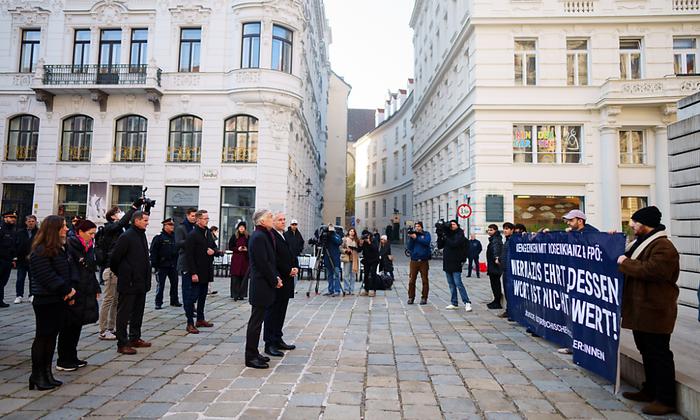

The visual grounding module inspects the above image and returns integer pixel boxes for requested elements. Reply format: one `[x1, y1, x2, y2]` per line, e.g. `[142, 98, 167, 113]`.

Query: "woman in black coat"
[28, 215, 76, 390]
[378, 235, 394, 279]
[59, 219, 101, 371]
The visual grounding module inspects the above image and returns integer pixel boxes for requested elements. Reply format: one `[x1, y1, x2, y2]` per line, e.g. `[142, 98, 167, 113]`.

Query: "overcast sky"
[324, 0, 414, 110]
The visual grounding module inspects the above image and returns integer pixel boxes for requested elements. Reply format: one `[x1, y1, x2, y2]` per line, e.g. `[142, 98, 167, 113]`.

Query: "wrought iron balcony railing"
[43, 64, 161, 86]
[113, 145, 145, 162]
[167, 146, 201, 163]
[222, 146, 257, 163]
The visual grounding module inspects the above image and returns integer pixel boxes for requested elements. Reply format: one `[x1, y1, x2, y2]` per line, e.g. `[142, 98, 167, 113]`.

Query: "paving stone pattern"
[0, 259, 685, 419]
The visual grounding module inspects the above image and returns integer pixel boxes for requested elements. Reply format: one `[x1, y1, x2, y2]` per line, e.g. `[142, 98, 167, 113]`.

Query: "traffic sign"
[457, 203, 472, 219]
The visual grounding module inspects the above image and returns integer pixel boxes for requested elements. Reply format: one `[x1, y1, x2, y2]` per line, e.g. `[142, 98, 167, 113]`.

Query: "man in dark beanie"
[617, 205, 679, 415]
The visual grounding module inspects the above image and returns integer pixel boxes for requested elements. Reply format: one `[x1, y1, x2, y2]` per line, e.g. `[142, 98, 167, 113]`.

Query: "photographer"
[438, 220, 472, 312]
[321, 224, 342, 297]
[358, 232, 379, 297]
[406, 221, 431, 305]
[97, 201, 140, 341]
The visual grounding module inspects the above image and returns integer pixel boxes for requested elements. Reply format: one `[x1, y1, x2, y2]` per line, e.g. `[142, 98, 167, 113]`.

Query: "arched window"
[168, 115, 202, 162]
[114, 115, 147, 162]
[223, 115, 258, 163]
[60, 115, 93, 161]
[6, 115, 39, 161]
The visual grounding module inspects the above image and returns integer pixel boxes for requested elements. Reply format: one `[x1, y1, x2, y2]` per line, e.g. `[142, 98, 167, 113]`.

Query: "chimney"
[375, 108, 385, 127]
[385, 99, 392, 118]
[407, 78, 415, 93]
[398, 89, 407, 109]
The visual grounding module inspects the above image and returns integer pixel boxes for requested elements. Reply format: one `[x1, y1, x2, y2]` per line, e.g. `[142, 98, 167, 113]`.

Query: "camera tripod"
[306, 243, 344, 297]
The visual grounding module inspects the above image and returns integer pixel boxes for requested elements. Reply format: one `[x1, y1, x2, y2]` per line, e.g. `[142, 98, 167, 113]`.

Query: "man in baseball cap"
[562, 209, 599, 233]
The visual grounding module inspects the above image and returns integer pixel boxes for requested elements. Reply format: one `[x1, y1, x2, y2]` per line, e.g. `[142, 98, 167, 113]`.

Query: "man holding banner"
[617, 206, 679, 416]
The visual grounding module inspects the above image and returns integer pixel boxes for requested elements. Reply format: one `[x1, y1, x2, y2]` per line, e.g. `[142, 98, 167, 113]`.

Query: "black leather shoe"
[155, 305, 162, 310]
[257, 354, 270, 363]
[245, 358, 269, 369]
[278, 341, 296, 350]
[264, 345, 284, 357]
[0, 302, 9, 308]
[170, 302, 182, 307]
[407, 299, 414, 305]
[419, 299, 427, 305]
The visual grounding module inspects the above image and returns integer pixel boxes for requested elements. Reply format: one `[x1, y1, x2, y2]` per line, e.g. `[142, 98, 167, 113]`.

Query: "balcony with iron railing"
[474, 0, 700, 17]
[167, 146, 201, 163]
[59, 146, 91, 162]
[113, 145, 145, 163]
[31, 61, 163, 113]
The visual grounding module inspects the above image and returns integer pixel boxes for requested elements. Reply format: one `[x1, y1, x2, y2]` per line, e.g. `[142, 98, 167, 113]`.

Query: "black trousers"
[57, 321, 83, 366]
[633, 330, 676, 406]
[488, 274, 502, 302]
[155, 267, 179, 306]
[231, 275, 249, 299]
[115, 293, 146, 347]
[467, 257, 480, 277]
[32, 302, 66, 372]
[0, 259, 12, 302]
[245, 304, 267, 361]
[264, 296, 290, 346]
[363, 262, 378, 291]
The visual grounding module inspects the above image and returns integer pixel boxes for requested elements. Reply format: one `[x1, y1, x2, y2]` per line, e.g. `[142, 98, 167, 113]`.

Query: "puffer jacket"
[486, 232, 503, 276]
[29, 245, 75, 305]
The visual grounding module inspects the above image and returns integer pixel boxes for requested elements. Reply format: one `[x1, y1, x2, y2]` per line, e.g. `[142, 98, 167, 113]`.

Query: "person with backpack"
[438, 220, 472, 312]
[96, 202, 140, 340]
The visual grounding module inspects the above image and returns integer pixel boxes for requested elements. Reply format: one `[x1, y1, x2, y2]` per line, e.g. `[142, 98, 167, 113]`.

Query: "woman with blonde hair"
[341, 228, 360, 295]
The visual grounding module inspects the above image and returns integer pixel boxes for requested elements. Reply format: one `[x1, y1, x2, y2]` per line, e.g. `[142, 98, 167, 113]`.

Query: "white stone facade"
[410, 0, 700, 236]
[322, 71, 350, 227]
[0, 0, 332, 242]
[354, 84, 414, 237]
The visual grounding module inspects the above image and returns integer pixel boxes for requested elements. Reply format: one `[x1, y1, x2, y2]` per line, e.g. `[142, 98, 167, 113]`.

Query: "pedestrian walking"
[110, 211, 152, 355]
[486, 224, 503, 309]
[228, 221, 249, 300]
[466, 233, 482, 278]
[245, 209, 282, 369]
[182, 210, 222, 334]
[341, 228, 360, 295]
[618, 206, 680, 416]
[149, 218, 181, 310]
[15, 215, 38, 303]
[263, 212, 298, 357]
[28, 215, 75, 390]
[406, 221, 431, 305]
[438, 220, 472, 312]
[58, 219, 100, 371]
[97, 203, 140, 340]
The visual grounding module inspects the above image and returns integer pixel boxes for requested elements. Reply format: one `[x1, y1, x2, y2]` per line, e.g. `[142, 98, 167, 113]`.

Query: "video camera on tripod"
[308, 223, 344, 247]
[136, 187, 157, 214]
[434, 218, 449, 242]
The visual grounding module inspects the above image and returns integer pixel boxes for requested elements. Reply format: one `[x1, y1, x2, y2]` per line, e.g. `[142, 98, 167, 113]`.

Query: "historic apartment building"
[410, 0, 700, 235]
[354, 80, 414, 238]
[0, 0, 334, 243]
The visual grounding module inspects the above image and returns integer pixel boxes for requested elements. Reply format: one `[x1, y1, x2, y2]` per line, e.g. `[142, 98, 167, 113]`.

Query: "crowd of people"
[0, 202, 687, 414]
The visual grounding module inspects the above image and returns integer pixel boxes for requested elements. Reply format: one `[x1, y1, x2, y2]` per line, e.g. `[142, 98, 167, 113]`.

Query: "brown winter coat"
[619, 232, 680, 334]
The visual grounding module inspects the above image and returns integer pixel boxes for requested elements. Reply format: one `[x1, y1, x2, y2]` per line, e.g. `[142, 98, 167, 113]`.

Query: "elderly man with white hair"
[244, 209, 283, 369]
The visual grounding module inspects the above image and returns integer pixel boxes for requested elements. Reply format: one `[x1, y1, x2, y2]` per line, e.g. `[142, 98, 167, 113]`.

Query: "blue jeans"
[16, 266, 32, 297]
[326, 265, 341, 294]
[342, 262, 356, 293]
[181, 273, 208, 325]
[444, 271, 470, 305]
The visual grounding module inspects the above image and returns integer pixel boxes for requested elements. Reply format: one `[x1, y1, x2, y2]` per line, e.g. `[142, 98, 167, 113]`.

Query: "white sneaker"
[557, 347, 573, 354]
[465, 303, 472, 312]
[99, 330, 117, 340]
[445, 304, 459, 309]
[13, 297, 22, 304]
[29, 296, 34, 303]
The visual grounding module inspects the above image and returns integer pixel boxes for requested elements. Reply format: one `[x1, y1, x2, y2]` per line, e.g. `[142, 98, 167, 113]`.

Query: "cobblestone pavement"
[0, 259, 685, 419]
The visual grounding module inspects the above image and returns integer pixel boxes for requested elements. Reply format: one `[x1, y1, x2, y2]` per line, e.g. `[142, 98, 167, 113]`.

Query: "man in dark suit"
[264, 212, 298, 357]
[182, 210, 222, 334]
[110, 211, 152, 355]
[245, 209, 283, 369]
